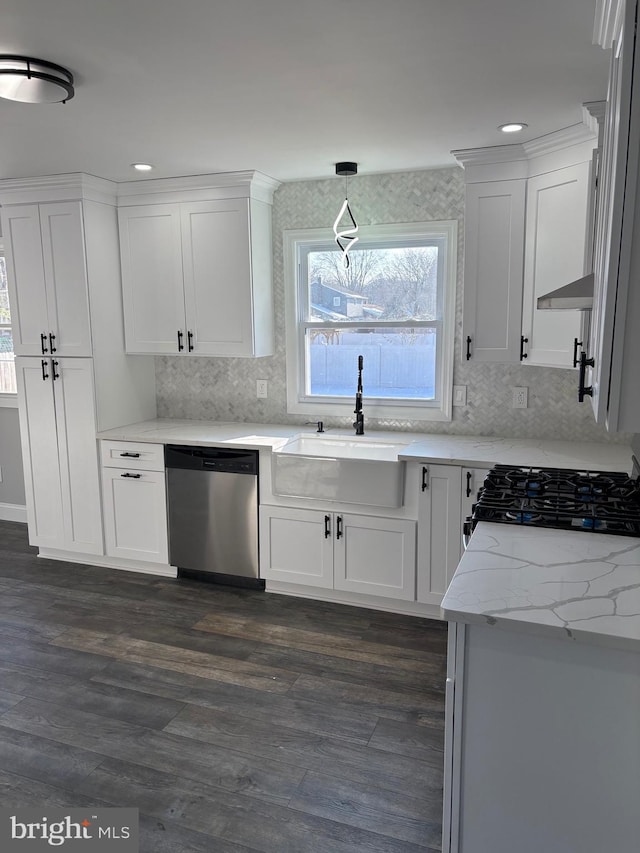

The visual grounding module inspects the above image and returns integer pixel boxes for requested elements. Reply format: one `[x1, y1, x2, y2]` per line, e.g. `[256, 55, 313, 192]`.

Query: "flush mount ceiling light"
[333, 162, 359, 268]
[0, 55, 74, 103]
[131, 163, 154, 172]
[498, 122, 528, 133]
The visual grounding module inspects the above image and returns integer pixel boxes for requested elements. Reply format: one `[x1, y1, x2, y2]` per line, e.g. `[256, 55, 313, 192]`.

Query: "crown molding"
[453, 118, 599, 182]
[451, 144, 527, 167]
[116, 170, 281, 206]
[522, 122, 598, 157]
[583, 100, 607, 142]
[0, 173, 117, 206]
[594, 0, 624, 48]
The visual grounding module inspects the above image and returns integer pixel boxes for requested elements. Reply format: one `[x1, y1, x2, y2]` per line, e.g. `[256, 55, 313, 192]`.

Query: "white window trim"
[283, 220, 457, 422]
[0, 239, 18, 406]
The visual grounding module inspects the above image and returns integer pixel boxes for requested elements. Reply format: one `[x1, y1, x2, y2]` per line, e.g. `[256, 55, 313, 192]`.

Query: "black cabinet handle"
[520, 335, 528, 360]
[119, 452, 141, 458]
[421, 466, 429, 491]
[41, 359, 49, 381]
[177, 330, 184, 352]
[187, 330, 194, 352]
[40, 333, 48, 354]
[466, 335, 472, 360]
[51, 360, 59, 380]
[572, 338, 583, 369]
[578, 352, 594, 402]
[324, 515, 331, 538]
[466, 470, 472, 498]
[120, 472, 142, 479]
[336, 516, 343, 539]
[49, 332, 56, 354]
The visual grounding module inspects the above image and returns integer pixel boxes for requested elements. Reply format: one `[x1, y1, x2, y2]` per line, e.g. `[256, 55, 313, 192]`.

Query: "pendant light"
[0, 56, 74, 103]
[333, 162, 359, 268]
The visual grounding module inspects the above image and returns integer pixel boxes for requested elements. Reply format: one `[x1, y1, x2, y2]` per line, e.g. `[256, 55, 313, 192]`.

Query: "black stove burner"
[470, 465, 640, 537]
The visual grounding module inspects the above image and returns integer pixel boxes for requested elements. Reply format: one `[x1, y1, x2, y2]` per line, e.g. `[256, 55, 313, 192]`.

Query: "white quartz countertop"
[442, 522, 640, 652]
[97, 419, 633, 473]
[398, 434, 632, 472]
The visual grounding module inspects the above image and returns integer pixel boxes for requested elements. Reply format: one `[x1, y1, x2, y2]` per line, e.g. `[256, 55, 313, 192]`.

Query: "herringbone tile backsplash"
[156, 168, 628, 443]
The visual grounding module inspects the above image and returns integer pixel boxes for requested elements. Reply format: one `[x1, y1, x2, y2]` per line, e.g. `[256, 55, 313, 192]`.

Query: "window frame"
[0, 240, 18, 406]
[283, 220, 457, 421]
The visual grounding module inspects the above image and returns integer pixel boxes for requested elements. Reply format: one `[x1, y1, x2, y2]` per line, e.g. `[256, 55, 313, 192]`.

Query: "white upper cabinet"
[589, 0, 640, 432]
[522, 161, 592, 367]
[2, 201, 92, 357]
[118, 204, 184, 354]
[117, 172, 279, 358]
[461, 180, 526, 363]
[454, 125, 599, 368]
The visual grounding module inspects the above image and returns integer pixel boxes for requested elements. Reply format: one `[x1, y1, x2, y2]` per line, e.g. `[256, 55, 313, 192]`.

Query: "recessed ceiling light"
[131, 163, 154, 171]
[498, 123, 528, 134]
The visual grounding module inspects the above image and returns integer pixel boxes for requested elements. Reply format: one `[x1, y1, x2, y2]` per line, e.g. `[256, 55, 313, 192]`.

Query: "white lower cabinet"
[16, 356, 103, 555]
[417, 464, 489, 607]
[443, 622, 639, 853]
[101, 442, 168, 564]
[259, 505, 416, 601]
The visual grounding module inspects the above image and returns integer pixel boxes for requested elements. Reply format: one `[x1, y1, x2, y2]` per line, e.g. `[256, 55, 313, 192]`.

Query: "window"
[0, 246, 17, 397]
[284, 221, 457, 421]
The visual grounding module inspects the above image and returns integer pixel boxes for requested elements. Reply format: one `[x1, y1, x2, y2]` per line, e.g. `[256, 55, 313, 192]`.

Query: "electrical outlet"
[512, 386, 528, 409]
[256, 379, 268, 399]
[453, 385, 467, 406]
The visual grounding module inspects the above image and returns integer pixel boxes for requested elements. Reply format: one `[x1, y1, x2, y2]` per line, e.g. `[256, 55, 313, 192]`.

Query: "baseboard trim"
[0, 502, 27, 523]
[265, 580, 443, 619]
[37, 547, 177, 578]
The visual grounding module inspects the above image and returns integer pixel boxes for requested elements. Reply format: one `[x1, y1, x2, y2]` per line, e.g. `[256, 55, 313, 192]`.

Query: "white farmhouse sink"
[272, 433, 408, 507]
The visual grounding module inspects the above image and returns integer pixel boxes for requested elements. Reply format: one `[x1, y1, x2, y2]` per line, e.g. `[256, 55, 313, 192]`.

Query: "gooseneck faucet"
[353, 355, 365, 435]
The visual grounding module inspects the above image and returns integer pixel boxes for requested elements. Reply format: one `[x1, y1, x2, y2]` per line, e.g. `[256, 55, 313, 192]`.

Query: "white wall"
[155, 167, 628, 443]
[0, 406, 26, 517]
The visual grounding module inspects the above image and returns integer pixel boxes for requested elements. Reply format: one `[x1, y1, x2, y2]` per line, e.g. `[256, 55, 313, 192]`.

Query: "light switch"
[453, 385, 467, 406]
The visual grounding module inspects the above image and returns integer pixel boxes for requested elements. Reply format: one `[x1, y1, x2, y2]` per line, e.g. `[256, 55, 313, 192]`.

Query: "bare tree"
[372, 248, 438, 320]
[310, 249, 382, 294]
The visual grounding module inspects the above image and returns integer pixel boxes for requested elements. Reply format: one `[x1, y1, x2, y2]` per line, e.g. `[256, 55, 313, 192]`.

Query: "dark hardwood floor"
[0, 520, 447, 852]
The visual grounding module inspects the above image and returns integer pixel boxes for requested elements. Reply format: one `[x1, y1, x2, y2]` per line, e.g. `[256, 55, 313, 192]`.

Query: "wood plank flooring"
[0, 520, 447, 852]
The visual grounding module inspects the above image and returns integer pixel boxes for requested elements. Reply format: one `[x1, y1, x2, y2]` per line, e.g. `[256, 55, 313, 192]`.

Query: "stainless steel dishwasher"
[165, 445, 262, 588]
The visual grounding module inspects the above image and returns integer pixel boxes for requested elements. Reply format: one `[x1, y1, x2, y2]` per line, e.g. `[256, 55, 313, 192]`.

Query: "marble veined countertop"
[97, 418, 633, 473]
[442, 522, 640, 651]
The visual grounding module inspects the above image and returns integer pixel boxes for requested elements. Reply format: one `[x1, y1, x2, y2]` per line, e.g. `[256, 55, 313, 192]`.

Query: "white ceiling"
[0, 0, 608, 184]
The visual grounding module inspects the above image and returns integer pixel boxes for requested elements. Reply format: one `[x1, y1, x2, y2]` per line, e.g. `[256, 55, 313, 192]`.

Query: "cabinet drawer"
[100, 440, 164, 471]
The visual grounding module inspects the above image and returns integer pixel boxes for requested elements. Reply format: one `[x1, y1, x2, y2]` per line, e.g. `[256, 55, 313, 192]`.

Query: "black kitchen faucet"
[353, 355, 364, 435]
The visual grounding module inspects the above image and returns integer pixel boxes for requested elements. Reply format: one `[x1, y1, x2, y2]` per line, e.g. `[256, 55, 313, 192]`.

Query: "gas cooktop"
[468, 465, 640, 537]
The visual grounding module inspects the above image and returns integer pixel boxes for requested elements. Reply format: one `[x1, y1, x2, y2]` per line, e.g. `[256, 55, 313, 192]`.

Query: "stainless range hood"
[536, 273, 594, 310]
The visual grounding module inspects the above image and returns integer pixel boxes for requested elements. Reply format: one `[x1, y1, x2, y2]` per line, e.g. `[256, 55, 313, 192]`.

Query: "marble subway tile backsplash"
[156, 167, 628, 444]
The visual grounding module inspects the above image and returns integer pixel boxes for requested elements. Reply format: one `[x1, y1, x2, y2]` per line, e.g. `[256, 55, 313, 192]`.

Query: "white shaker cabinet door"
[3, 203, 93, 357]
[52, 358, 103, 555]
[333, 514, 417, 601]
[521, 163, 591, 368]
[39, 202, 92, 357]
[102, 468, 168, 563]
[417, 464, 463, 606]
[119, 204, 186, 354]
[462, 180, 526, 363]
[259, 505, 334, 588]
[2, 205, 50, 356]
[181, 199, 254, 356]
[17, 357, 103, 554]
[16, 357, 66, 549]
